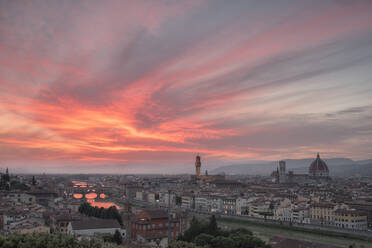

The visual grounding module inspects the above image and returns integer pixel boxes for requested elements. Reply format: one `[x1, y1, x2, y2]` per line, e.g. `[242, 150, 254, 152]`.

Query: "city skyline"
[1, 0, 372, 173]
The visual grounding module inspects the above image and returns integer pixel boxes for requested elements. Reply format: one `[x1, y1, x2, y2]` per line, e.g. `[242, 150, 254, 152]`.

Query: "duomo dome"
[309, 153, 329, 177]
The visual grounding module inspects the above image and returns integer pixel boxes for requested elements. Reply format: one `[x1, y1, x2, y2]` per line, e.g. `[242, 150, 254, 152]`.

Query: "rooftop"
[71, 219, 120, 230]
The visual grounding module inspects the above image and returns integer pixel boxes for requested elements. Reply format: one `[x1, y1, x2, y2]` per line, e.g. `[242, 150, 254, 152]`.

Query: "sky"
[1, 0, 372, 174]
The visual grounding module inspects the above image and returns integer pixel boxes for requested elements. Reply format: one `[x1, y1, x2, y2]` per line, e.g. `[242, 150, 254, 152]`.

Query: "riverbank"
[192, 213, 372, 248]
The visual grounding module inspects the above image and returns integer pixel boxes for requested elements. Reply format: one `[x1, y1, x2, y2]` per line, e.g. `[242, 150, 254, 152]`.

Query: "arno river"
[72, 181, 120, 209]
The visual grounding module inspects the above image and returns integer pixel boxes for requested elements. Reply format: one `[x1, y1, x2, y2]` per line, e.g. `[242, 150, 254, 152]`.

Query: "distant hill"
[211, 158, 372, 177]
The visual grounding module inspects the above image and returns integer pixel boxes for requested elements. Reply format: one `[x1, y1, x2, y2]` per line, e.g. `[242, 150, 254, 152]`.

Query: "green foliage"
[78, 202, 123, 226]
[229, 233, 268, 248]
[169, 240, 201, 248]
[181, 216, 207, 242]
[194, 233, 213, 247]
[0, 232, 121, 248]
[180, 215, 221, 242]
[178, 216, 269, 248]
[206, 215, 218, 236]
[221, 216, 372, 243]
[210, 236, 235, 248]
[99, 233, 114, 243]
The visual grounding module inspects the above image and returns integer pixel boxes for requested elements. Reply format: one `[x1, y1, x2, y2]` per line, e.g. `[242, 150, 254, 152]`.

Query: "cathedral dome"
[308, 153, 329, 177]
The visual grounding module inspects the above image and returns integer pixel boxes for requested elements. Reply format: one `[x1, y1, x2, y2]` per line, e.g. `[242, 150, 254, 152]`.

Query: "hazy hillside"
[211, 158, 372, 177]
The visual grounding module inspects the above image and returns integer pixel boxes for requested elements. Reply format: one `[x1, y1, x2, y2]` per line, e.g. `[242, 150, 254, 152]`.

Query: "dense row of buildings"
[272, 153, 331, 184]
[1, 155, 372, 247]
[128, 155, 370, 233]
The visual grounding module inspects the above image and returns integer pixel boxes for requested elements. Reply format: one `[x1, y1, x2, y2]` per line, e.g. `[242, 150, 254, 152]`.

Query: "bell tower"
[278, 160, 287, 183]
[195, 154, 201, 177]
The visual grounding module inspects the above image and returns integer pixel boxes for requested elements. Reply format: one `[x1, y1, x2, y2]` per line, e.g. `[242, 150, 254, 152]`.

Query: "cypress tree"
[113, 230, 122, 245]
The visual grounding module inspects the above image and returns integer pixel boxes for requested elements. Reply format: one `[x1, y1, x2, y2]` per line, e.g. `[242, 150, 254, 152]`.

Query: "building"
[346, 200, 372, 228]
[50, 212, 81, 234]
[273, 154, 331, 184]
[209, 197, 223, 213]
[310, 202, 336, 226]
[131, 209, 187, 246]
[68, 219, 124, 237]
[194, 196, 209, 212]
[181, 195, 194, 209]
[292, 208, 310, 224]
[1, 210, 27, 231]
[6, 192, 36, 205]
[249, 200, 273, 219]
[333, 209, 367, 230]
[191, 155, 225, 181]
[222, 197, 237, 215]
[195, 154, 201, 177]
[236, 197, 249, 216]
[27, 190, 58, 207]
[136, 191, 144, 201]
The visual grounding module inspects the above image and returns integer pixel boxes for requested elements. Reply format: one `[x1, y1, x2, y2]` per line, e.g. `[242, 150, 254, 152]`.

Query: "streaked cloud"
[0, 0, 372, 173]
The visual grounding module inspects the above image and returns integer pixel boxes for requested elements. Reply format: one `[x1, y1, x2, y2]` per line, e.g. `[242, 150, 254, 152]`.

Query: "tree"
[112, 230, 122, 245]
[169, 241, 200, 248]
[78, 203, 122, 226]
[181, 217, 205, 242]
[229, 234, 267, 248]
[210, 236, 234, 248]
[178, 217, 269, 248]
[194, 233, 213, 247]
[206, 215, 218, 235]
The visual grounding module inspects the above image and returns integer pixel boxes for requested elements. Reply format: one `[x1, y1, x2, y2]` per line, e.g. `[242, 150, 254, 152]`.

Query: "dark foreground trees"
[171, 215, 270, 248]
[78, 202, 123, 226]
[112, 230, 123, 245]
[0, 232, 121, 248]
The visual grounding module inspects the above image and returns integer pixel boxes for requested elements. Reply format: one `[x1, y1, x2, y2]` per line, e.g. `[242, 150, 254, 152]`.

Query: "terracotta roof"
[334, 209, 365, 216]
[311, 202, 335, 208]
[309, 153, 329, 174]
[144, 209, 168, 219]
[71, 219, 120, 230]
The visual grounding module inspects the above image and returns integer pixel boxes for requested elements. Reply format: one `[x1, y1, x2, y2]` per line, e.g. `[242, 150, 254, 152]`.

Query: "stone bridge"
[68, 186, 113, 198]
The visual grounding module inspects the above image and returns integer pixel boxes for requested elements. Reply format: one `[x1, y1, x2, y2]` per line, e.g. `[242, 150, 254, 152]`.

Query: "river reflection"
[88, 200, 120, 209]
[74, 193, 83, 199]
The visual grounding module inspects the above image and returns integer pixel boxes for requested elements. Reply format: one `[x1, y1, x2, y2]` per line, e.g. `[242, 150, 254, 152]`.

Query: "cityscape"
[1, 1, 372, 248]
[1, 154, 372, 247]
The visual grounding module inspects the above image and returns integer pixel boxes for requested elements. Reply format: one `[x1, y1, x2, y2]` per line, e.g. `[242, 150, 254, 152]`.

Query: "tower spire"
[195, 154, 201, 177]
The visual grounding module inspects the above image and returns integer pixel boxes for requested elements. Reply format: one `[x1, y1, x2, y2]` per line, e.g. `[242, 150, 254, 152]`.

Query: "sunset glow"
[1, 0, 372, 173]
